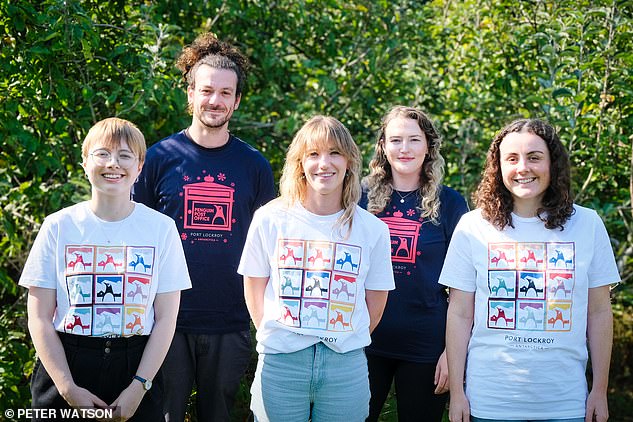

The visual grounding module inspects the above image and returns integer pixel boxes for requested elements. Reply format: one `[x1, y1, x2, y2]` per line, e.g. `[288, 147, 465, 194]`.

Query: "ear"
[187, 85, 194, 104]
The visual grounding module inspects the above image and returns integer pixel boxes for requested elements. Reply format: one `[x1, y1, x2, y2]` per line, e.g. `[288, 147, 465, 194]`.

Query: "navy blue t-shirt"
[360, 186, 468, 363]
[133, 131, 276, 334]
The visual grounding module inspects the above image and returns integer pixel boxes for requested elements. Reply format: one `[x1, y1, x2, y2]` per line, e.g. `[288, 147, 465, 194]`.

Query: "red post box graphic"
[381, 211, 421, 264]
[184, 176, 234, 231]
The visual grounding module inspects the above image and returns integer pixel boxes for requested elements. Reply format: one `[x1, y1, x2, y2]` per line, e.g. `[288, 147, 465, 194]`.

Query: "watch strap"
[133, 375, 152, 390]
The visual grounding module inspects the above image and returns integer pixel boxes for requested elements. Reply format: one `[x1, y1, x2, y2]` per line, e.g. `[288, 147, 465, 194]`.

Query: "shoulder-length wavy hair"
[363, 106, 445, 223]
[279, 115, 361, 236]
[475, 118, 574, 230]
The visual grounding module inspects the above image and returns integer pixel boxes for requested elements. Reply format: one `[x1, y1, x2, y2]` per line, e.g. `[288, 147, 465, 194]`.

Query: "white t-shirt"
[19, 202, 191, 337]
[238, 200, 395, 354]
[439, 205, 620, 419]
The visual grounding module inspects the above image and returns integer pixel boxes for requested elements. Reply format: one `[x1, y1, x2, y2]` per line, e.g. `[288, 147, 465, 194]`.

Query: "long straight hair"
[279, 115, 362, 236]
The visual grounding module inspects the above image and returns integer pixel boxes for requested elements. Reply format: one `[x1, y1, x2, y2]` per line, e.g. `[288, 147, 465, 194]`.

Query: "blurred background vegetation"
[1, 0, 631, 420]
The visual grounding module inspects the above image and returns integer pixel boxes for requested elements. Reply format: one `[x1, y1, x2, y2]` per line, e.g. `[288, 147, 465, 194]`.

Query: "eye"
[330, 149, 340, 155]
[388, 138, 401, 143]
[119, 152, 135, 161]
[95, 151, 110, 159]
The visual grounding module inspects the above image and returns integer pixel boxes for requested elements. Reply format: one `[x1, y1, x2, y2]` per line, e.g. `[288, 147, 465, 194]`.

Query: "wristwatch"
[133, 375, 152, 391]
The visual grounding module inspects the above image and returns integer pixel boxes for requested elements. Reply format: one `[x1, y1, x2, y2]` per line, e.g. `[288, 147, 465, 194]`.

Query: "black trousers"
[30, 332, 163, 421]
[366, 353, 448, 422]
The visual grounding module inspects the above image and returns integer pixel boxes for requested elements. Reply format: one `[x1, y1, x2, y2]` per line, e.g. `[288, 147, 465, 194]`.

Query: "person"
[439, 118, 620, 422]
[132, 33, 276, 422]
[238, 115, 395, 421]
[19, 117, 191, 421]
[360, 106, 469, 422]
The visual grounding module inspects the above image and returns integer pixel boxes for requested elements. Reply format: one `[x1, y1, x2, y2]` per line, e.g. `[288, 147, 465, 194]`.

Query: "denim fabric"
[250, 343, 370, 422]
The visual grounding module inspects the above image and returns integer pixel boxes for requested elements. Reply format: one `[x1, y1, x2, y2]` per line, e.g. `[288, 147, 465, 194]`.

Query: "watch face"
[144, 380, 152, 390]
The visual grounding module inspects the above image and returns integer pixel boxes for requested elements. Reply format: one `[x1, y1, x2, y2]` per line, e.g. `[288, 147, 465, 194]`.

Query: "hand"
[585, 388, 608, 422]
[433, 350, 449, 394]
[59, 383, 108, 410]
[107, 381, 146, 422]
[448, 391, 470, 422]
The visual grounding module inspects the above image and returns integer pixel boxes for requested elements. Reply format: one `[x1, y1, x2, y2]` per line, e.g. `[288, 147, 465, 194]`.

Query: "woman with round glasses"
[19, 117, 191, 421]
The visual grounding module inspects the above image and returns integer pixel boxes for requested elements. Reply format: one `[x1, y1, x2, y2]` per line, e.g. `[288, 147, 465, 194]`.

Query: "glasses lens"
[91, 150, 136, 168]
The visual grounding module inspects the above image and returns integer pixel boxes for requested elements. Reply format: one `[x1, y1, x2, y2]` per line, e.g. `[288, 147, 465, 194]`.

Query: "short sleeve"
[438, 216, 477, 292]
[238, 208, 272, 278]
[364, 220, 396, 291]
[156, 220, 192, 293]
[19, 217, 58, 290]
[587, 211, 621, 288]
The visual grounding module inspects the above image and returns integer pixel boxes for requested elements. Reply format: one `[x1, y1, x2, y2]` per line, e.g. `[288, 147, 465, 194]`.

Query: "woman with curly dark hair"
[439, 119, 620, 422]
[361, 106, 468, 422]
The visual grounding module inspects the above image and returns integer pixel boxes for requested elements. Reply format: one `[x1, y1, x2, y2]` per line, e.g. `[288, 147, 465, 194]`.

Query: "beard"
[195, 105, 235, 129]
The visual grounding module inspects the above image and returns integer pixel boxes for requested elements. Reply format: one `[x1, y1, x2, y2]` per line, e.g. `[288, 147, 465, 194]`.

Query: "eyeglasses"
[89, 149, 138, 169]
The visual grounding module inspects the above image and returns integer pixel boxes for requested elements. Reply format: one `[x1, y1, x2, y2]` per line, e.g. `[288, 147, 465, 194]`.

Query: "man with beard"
[133, 33, 275, 422]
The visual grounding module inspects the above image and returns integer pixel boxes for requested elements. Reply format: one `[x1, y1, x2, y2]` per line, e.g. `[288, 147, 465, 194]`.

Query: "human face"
[83, 139, 142, 200]
[383, 117, 428, 183]
[188, 65, 241, 129]
[302, 140, 349, 209]
[499, 131, 551, 217]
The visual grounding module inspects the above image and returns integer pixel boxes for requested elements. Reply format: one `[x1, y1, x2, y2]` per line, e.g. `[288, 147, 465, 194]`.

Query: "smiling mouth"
[316, 172, 335, 177]
[103, 174, 123, 180]
[515, 177, 536, 184]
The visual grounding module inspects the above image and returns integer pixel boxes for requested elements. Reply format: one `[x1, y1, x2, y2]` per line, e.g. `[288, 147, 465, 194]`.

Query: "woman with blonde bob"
[239, 115, 395, 421]
[439, 118, 619, 422]
[20, 117, 190, 421]
[361, 106, 468, 421]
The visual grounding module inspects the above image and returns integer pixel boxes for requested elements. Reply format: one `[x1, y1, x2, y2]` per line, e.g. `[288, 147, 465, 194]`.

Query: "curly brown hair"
[363, 106, 445, 223]
[475, 118, 574, 230]
[175, 33, 250, 97]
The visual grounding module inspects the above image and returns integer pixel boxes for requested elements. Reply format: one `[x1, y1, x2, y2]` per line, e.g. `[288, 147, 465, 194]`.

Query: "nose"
[207, 92, 220, 105]
[400, 140, 410, 152]
[516, 156, 529, 171]
[318, 154, 331, 168]
[106, 154, 121, 167]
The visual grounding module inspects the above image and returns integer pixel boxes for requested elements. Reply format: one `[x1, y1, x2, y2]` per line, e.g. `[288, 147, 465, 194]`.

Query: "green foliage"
[1, 0, 632, 418]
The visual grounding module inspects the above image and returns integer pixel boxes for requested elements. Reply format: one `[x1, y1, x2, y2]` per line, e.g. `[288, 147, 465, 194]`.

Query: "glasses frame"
[88, 149, 138, 169]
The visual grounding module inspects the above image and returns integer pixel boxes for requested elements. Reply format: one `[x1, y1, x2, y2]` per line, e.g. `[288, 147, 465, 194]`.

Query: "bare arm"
[244, 276, 269, 329]
[585, 285, 613, 422]
[365, 289, 389, 334]
[110, 291, 180, 421]
[446, 288, 475, 422]
[27, 287, 108, 409]
[433, 349, 449, 394]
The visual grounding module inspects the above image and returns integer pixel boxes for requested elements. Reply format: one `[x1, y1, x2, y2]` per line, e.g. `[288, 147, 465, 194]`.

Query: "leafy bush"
[1, 0, 631, 418]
